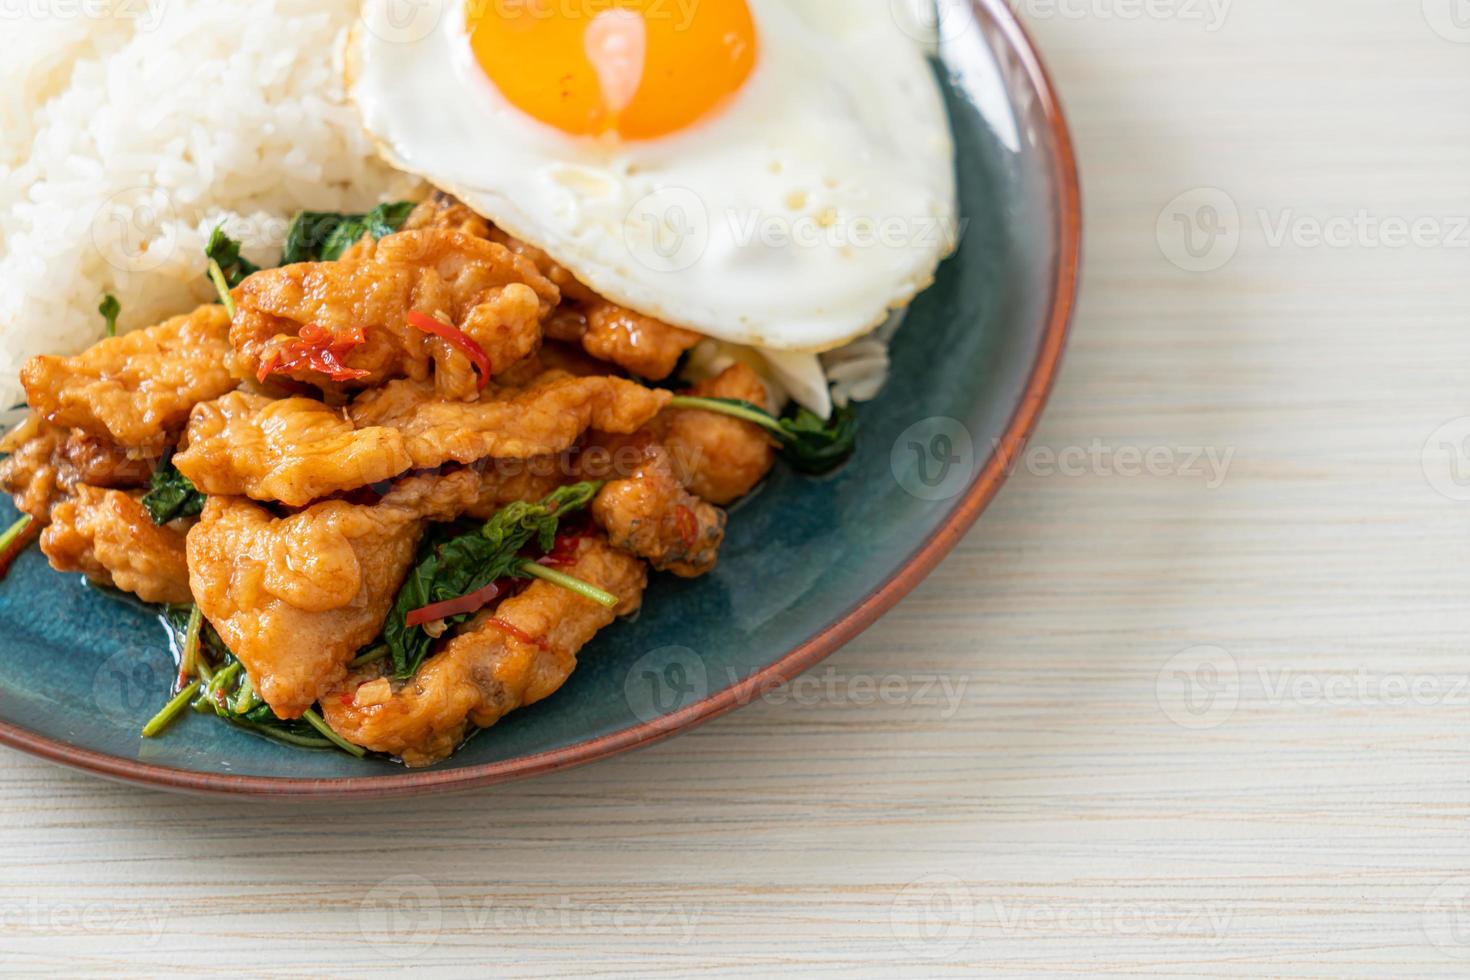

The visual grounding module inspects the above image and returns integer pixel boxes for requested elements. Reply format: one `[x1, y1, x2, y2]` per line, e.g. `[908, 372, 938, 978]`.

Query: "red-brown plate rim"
[0, 0, 1080, 799]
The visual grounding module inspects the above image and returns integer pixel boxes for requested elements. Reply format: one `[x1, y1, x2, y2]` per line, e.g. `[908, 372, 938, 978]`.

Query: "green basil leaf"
[282, 201, 416, 264]
[142, 461, 206, 526]
[98, 294, 120, 337]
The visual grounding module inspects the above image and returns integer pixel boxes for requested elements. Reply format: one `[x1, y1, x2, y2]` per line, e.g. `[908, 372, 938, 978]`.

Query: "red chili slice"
[255, 350, 281, 384]
[674, 505, 698, 549]
[257, 323, 372, 384]
[538, 525, 594, 569]
[406, 310, 492, 390]
[404, 580, 506, 629]
[486, 617, 547, 650]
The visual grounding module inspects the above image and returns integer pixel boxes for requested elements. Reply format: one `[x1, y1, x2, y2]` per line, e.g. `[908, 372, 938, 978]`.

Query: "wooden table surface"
[5, 4, 1470, 976]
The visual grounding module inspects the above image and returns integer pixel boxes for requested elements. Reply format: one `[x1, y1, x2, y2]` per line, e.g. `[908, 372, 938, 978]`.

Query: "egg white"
[352, 0, 958, 355]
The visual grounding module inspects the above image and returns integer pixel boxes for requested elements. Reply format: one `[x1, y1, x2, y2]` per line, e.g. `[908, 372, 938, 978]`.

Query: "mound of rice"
[0, 0, 418, 408]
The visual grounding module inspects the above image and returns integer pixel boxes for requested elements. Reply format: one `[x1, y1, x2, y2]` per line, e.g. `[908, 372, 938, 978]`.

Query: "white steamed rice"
[0, 0, 417, 409]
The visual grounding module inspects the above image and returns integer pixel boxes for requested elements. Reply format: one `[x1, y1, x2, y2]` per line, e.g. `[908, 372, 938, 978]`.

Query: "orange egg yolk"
[467, 0, 758, 140]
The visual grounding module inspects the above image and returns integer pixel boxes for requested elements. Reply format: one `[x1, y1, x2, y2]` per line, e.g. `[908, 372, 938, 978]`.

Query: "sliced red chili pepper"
[486, 617, 547, 650]
[404, 579, 506, 629]
[0, 520, 39, 583]
[255, 349, 281, 384]
[538, 523, 594, 569]
[339, 691, 356, 707]
[406, 310, 492, 390]
[674, 505, 698, 550]
[257, 323, 372, 384]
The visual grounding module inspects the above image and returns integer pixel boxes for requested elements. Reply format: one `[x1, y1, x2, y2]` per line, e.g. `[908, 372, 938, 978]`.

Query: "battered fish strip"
[184, 464, 569, 720]
[186, 469, 493, 720]
[653, 363, 778, 505]
[321, 535, 646, 766]
[0, 416, 155, 523]
[410, 192, 703, 381]
[485, 225, 599, 305]
[20, 304, 236, 454]
[581, 301, 702, 382]
[459, 456, 576, 520]
[174, 391, 413, 508]
[588, 430, 725, 578]
[402, 190, 492, 240]
[231, 229, 558, 397]
[174, 372, 667, 504]
[348, 372, 672, 468]
[0, 419, 64, 522]
[41, 485, 191, 605]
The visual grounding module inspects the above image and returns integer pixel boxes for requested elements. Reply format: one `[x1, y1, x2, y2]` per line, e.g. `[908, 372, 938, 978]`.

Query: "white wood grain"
[5, 3, 1470, 975]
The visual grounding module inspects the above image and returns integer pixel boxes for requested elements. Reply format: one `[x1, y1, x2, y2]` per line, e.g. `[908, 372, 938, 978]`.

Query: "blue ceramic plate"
[0, 0, 1078, 797]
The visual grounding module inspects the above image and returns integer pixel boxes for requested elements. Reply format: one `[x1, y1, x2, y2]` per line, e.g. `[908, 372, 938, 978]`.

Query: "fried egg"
[352, 0, 957, 356]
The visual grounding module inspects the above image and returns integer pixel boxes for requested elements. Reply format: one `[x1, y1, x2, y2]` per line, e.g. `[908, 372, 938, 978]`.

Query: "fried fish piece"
[232, 229, 558, 398]
[59, 429, 157, 489]
[654, 363, 778, 505]
[0, 415, 156, 523]
[174, 372, 663, 505]
[485, 226, 600, 305]
[186, 469, 488, 720]
[403, 190, 492, 239]
[20, 304, 236, 454]
[40, 485, 191, 604]
[349, 372, 672, 468]
[321, 535, 645, 766]
[0, 417, 66, 522]
[409, 192, 703, 380]
[174, 391, 413, 508]
[581, 301, 701, 382]
[589, 430, 725, 578]
[460, 456, 578, 519]
[405, 191, 596, 303]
